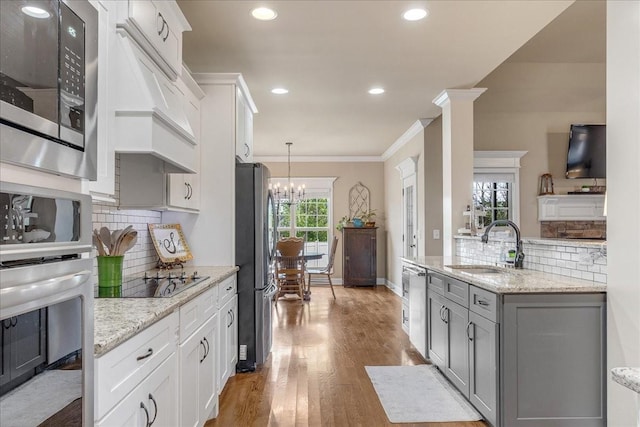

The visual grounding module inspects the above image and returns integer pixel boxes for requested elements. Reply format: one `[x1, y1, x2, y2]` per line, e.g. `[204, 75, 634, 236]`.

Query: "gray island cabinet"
[406, 258, 607, 427]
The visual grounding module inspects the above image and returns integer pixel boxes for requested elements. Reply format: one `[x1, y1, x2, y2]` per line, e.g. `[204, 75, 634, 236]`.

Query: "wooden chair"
[307, 236, 339, 299]
[274, 238, 305, 303]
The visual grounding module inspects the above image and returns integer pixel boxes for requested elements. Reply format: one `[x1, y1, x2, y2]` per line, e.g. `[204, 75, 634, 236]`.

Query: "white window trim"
[473, 151, 527, 226]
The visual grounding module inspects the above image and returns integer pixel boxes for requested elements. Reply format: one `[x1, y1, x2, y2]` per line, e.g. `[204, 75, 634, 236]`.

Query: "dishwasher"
[405, 264, 427, 359]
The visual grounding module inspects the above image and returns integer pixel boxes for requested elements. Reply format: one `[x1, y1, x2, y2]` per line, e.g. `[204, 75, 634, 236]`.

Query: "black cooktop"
[97, 271, 210, 298]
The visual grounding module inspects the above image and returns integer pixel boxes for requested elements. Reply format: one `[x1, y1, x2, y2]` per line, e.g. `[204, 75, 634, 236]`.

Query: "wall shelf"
[537, 195, 606, 221]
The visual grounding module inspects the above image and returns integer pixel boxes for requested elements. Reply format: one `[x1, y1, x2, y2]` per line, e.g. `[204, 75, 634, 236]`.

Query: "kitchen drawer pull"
[477, 299, 490, 306]
[466, 321, 473, 341]
[439, 305, 445, 322]
[157, 13, 166, 36]
[200, 340, 206, 363]
[443, 307, 449, 324]
[226, 285, 233, 291]
[148, 393, 158, 426]
[136, 348, 153, 361]
[244, 143, 250, 157]
[141, 402, 151, 427]
[184, 182, 189, 200]
[203, 337, 210, 359]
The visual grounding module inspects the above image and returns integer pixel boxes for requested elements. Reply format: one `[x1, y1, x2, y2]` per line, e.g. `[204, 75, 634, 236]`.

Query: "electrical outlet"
[433, 229, 440, 239]
[239, 344, 247, 361]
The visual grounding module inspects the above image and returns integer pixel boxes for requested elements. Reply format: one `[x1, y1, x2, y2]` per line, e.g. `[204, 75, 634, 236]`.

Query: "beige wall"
[424, 117, 444, 256]
[473, 62, 606, 237]
[264, 161, 385, 281]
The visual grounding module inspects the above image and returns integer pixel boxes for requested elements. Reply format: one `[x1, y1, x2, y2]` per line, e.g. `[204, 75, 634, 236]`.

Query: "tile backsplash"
[91, 155, 161, 292]
[455, 236, 607, 284]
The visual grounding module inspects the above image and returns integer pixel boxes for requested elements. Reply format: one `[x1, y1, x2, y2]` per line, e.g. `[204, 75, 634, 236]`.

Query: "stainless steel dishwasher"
[404, 264, 427, 359]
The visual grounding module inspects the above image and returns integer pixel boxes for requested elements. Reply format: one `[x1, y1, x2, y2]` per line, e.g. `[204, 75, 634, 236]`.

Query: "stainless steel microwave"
[0, 0, 98, 180]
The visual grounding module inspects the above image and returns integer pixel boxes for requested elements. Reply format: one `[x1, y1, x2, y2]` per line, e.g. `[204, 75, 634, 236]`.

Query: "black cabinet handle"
[443, 307, 449, 324]
[136, 348, 153, 361]
[2, 319, 10, 329]
[466, 321, 473, 341]
[226, 285, 233, 291]
[184, 182, 189, 200]
[162, 21, 170, 42]
[203, 337, 210, 359]
[141, 402, 151, 427]
[10, 317, 17, 327]
[244, 143, 250, 157]
[156, 12, 166, 36]
[200, 340, 206, 363]
[148, 393, 158, 426]
[439, 305, 445, 322]
[477, 299, 489, 306]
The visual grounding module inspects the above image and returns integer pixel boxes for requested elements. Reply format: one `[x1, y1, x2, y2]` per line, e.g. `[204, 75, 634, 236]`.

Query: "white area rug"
[0, 370, 82, 427]
[365, 365, 482, 423]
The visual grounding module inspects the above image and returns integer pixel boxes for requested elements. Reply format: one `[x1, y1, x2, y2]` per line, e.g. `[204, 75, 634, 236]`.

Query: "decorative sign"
[148, 224, 193, 264]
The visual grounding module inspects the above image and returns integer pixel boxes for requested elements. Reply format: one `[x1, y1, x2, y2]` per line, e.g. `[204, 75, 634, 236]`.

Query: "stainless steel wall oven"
[0, 0, 98, 180]
[0, 182, 93, 426]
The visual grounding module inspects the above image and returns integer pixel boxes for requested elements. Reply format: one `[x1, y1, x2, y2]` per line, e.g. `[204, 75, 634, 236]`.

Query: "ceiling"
[178, 0, 577, 158]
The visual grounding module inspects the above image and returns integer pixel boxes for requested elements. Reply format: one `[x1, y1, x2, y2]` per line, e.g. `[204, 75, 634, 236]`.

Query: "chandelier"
[271, 142, 305, 206]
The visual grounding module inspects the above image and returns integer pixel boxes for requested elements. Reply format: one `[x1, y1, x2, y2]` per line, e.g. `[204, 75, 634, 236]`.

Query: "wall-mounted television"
[565, 124, 606, 179]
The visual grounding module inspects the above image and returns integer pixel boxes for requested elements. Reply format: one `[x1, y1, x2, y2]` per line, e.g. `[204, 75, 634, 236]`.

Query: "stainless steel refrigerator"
[235, 162, 277, 372]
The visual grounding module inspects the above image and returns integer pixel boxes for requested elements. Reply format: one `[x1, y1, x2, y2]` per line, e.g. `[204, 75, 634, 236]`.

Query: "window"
[473, 176, 512, 227]
[273, 178, 336, 268]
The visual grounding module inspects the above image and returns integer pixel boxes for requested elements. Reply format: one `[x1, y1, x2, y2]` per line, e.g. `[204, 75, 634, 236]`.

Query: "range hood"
[111, 31, 196, 173]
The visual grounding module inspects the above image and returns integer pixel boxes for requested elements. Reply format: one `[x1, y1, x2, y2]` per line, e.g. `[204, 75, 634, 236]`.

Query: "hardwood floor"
[206, 285, 487, 427]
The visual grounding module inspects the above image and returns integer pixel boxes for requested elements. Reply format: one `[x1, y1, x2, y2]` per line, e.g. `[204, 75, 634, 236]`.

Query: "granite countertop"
[402, 256, 606, 294]
[94, 266, 238, 357]
[611, 367, 640, 393]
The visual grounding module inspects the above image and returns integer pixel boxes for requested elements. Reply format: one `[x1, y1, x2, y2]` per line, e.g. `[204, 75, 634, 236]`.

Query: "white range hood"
[111, 31, 196, 173]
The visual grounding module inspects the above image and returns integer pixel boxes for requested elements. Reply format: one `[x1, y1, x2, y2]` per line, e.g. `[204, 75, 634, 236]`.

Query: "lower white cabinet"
[96, 353, 179, 427]
[218, 294, 238, 392]
[179, 314, 218, 427]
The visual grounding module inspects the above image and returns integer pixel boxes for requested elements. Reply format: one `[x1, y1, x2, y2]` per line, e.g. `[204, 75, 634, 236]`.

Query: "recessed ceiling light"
[271, 88, 289, 95]
[403, 8, 428, 21]
[21, 5, 50, 19]
[252, 7, 277, 21]
[368, 88, 385, 95]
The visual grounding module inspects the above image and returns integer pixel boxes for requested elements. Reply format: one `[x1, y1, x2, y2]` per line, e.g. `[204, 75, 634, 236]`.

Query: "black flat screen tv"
[565, 124, 606, 179]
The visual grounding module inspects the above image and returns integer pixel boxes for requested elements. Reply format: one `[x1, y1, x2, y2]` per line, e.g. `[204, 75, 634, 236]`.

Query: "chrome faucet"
[481, 220, 525, 268]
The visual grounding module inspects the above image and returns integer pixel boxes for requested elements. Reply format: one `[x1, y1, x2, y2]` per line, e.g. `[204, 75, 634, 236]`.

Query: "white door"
[402, 174, 418, 258]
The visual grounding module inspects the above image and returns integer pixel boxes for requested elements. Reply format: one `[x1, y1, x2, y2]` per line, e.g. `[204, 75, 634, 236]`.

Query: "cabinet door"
[427, 291, 447, 369]
[179, 328, 203, 427]
[168, 174, 189, 209]
[217, 299, 231, 393]
[235, 89, 250, 162]
[97, 353, 178, 427]
[200, 315, 218, 422]
[444, 300, 469, 397]
[468, 311, 498, 427]
[0, 320, 9, 387]
[343, 228, 377, 286]
[227, 295, 238, 370]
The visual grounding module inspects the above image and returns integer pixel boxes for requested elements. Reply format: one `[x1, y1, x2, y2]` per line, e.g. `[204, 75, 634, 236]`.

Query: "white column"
[433, 88, 486, 257]
[606, 1, 640, 426]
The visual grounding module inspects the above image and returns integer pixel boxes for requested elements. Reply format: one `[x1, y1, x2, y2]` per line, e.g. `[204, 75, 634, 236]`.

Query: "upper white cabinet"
[113, 0, 191, 81]
[119, 67, 204, 212]
[235, 88, 254, 163]
[537, 195, 606, 221]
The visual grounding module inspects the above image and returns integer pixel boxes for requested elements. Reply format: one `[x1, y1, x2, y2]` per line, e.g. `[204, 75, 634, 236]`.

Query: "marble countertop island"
[402, 256, 606, 294]
[94, 266, 238, 357]
[612, 367, 640, 393]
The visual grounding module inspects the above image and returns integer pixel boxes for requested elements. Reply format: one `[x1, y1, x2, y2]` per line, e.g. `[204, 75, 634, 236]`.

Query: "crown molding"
[381, 119, 434, 161]
[254, 156, 383, 163]
[474, 150, 528, 168]
[432, 88, 487, 107]
[193, 72, 258, 113]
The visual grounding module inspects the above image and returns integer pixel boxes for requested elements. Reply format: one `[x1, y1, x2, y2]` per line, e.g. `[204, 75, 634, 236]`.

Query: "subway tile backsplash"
[455, 236, 607, 284]
[91, 155, 161, 292]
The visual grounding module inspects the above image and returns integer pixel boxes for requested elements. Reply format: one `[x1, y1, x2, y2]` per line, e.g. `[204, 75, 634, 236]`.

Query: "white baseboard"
[385, 279, 402, 297]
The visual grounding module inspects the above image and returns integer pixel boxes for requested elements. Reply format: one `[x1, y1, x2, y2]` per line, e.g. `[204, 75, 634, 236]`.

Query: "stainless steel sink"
[445, 265, 505, 274]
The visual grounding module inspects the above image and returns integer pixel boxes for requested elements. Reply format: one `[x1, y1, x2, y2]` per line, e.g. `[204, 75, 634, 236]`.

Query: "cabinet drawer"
[444, 276, 469, 308]
[179, 285, 218, 342]
[219, 275, 237, 306]
[427, 271, 445, 296]
[95, 312, 178, 420]
[469, 285, 499, 323]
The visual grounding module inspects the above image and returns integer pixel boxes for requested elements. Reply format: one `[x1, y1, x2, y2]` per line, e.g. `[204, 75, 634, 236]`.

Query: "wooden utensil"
[100, 227, 112, 254]
[93, 230, 106, 256]
[114, 227, 136, 255]
[116, 231, 138, 255]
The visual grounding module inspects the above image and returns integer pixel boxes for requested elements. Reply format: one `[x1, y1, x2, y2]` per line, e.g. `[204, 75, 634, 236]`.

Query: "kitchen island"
[401, 256, 606, 427]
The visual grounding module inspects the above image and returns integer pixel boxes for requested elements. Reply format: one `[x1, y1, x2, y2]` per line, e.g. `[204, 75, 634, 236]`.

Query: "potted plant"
[360, 209, 377, 227]
[336, 215, 351, 231]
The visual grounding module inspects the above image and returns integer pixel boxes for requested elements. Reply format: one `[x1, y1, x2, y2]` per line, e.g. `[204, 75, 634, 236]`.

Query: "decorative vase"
[352, 218, 364, 228]
[97, 255, 124, 297]
[365, 221, 376, 228]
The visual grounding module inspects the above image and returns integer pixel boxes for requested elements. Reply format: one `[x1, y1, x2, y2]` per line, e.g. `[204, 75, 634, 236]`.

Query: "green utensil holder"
[97, 255, 124, 297]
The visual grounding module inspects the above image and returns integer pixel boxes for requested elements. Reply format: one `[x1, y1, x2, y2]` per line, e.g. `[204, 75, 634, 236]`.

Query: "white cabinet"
[95, 312, 179, 424]
[235, 88, 254, 163]
[218, 283, 238, 393]
[537, 195, 606, 221]
[407, 265, 427, 359]
[96, 353, 179, 427]
[119, 67, 204, 212]
[179, 314, 218, 427]
[114, 0, 191, 80]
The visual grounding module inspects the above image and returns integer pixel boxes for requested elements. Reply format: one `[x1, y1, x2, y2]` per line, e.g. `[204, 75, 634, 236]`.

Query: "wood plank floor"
[206, 285, 487, 427]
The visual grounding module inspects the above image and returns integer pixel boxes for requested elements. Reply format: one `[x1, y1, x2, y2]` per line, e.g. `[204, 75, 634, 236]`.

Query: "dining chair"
[274, 238, 305, 303]
[307, 236, 339, 299]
